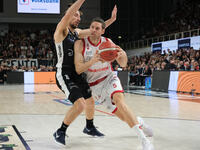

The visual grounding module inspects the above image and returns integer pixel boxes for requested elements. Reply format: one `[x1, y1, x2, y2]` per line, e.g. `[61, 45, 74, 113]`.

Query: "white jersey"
[82, 37, 113, 84]
[82, 37, 124, 113]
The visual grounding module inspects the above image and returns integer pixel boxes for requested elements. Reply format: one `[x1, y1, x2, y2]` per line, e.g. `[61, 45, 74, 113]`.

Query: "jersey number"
[113, 83, 117, 88]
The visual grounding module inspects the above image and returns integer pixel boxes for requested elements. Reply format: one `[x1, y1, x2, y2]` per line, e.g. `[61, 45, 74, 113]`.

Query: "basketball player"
[53, 0, 117, 145]
[74, 18, 155, 150]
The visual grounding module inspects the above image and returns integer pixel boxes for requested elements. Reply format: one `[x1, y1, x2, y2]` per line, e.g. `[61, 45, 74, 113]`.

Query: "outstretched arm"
[77, 5, 118, 38]
[74, 40, 100, 74]
[54, 0, 85, 43]
[105, 5, 117, 28]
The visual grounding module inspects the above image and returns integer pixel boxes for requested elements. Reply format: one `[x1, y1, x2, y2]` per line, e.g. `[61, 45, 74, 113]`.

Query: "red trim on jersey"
[110, 90, 124, 99]
[112, 107, 118, 114]
[82, 39, 86, 56]
[88, 37, 102, 47]
[110, 63, 114, 71]
[105, 37, 109, 41]
[88, 66, 109, 72]
[89, 75, 107, 86]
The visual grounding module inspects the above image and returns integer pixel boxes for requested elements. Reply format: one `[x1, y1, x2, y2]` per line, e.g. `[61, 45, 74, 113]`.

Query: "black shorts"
[56, 70, 92, 103]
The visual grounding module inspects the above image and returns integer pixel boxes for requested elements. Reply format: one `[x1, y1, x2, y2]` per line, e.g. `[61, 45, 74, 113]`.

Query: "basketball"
[99, 40, 118, 61]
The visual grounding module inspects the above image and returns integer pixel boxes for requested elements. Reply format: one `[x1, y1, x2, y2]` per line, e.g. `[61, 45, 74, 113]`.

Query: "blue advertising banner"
[178, 38, 191, 49]
[152, 36, 200, 53]
[152, 43, 162, 52]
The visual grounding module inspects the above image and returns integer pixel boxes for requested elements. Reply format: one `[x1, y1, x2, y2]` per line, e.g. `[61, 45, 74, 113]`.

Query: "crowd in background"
[120, 47, 200, 86]
[141, 0, 200, 39]
[0, 29, 54, 60]
[1, 28, 200, 85]
[0, 29, 56, 83]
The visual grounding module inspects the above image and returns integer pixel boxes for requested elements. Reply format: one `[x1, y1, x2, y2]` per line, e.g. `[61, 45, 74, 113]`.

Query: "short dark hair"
[91, 17, 106, 29]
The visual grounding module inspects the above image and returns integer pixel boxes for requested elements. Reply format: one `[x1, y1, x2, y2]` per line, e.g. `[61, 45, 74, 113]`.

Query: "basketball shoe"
[53, 130, 66, 145]
[137, 117, 153, 137]
[142, 138, 155, 150]
[83, 127, 104, 137]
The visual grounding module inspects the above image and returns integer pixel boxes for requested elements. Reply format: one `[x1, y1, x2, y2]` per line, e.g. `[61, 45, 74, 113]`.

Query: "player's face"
[90, 22, 105, 37]
[70, 11, 81, 29]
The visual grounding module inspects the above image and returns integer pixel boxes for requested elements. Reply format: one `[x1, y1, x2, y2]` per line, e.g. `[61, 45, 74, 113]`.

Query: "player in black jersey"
[53, 0, 117, 145]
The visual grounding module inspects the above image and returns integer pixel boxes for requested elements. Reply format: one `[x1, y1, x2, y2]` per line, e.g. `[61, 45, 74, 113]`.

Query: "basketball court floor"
[0, 84, 200, 150]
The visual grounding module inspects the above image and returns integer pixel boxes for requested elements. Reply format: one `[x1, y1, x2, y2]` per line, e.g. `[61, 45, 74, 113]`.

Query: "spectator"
[0, 66, 4, 84]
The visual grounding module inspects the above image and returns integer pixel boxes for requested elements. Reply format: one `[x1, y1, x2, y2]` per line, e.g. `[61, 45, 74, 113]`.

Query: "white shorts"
[90, 72, 124, 113]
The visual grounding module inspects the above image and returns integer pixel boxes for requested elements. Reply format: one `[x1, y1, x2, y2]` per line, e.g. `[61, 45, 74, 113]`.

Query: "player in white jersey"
[81, 36, 122, 113]
[74, 18, 155, 150]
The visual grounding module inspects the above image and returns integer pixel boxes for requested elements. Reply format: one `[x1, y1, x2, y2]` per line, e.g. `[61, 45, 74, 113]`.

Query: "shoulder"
[54, 28, 68, 44]
[102, 36, 112, 42]
[74, 28, 81, 35]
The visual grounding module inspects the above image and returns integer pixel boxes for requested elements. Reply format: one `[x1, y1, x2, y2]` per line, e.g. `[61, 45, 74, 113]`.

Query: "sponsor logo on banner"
[152, 43, 162, 52]
[31, 0, 59, 3]
[0, 59, 38, 67]
[19, 0, 29, 5]
[178, 38, 191, 49]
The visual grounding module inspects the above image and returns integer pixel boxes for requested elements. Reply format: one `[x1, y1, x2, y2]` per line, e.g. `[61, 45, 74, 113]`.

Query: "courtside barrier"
[152, 70, 200, 94]
[7, 72, 56, 84]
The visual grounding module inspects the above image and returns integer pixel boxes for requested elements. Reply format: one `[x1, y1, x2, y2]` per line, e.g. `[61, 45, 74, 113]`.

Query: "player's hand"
[111, 5, 117, 21]
[90, 50, 101, 64]
[115, 46, 124, 59]
[99, 58, 106, 63]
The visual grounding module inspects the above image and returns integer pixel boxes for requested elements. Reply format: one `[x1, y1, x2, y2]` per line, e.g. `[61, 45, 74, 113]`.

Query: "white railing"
[121, 28, 200, 50]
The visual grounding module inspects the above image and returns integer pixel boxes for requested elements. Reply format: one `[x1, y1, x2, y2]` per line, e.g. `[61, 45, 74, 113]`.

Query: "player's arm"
[105, 5, 117, 28]
[115, 46, 128, 68]
[74, 40, 100, 74]
[54, 0, 85, 43]
[108, 37, 127, 67]
[106, 38, 127, 67]
[77, 5, 117, 38]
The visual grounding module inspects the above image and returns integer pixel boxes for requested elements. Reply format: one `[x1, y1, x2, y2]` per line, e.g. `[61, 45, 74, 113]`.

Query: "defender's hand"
[111, 5, 117, 21]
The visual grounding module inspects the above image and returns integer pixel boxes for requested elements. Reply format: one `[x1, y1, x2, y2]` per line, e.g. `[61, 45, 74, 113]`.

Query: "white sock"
[137, 116, 147, 128]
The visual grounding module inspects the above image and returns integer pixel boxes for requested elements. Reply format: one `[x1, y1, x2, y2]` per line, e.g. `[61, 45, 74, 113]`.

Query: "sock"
[86, 119, 95, 129]
[58, 122, 69, 132]
[133, 124, 147, 141]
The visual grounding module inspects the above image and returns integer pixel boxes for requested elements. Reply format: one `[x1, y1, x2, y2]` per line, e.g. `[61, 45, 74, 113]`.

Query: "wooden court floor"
[0, 84, 200, 150]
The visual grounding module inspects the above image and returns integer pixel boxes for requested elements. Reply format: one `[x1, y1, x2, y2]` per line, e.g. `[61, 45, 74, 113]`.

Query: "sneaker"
[137, 117, 153, 137]
[142, 139, 155, 150]
[83, 127, 104, 137]
[53, 130, 66, 145]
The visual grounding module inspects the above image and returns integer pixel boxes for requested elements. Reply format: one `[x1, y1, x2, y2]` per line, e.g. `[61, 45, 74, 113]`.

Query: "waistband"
[89, 76, 108, 87]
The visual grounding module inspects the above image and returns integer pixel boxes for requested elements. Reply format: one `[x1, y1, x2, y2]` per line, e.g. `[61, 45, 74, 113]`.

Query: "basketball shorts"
[90, 72, 124, 113]
[56, 68, 92, 103]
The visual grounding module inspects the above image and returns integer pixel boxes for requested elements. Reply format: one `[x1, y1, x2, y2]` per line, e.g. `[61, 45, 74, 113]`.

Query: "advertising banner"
[152, 36, 200, 53]
[17, 0, 60, 14]
[178, 38, 191, 49]
[0, 59, 38, 67]
[152, 43, 162, 52]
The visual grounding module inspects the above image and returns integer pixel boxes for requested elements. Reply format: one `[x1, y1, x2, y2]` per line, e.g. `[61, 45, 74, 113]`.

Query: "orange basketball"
[99, 40, 118, 61]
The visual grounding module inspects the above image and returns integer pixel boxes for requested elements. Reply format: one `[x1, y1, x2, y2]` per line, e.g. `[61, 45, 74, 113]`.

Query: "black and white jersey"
[55, 29, 79, 72]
